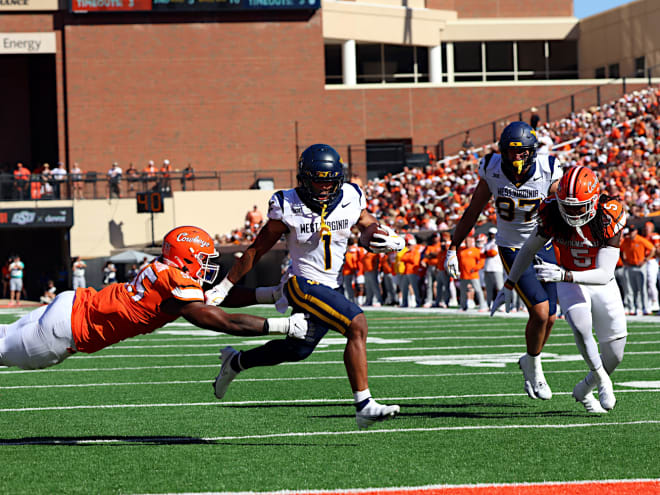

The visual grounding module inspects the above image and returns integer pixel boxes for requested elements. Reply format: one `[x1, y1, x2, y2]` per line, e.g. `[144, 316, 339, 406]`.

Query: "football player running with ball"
[445, 122, 562, 400]
[492, 166, 627, 413]
[205, 144, 405, 429]
[0, 226, 309, 372]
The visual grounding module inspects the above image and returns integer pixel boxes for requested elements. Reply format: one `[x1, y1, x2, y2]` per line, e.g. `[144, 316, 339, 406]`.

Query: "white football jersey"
[479, 153, 562, 248]
[267, 183, 366, 288]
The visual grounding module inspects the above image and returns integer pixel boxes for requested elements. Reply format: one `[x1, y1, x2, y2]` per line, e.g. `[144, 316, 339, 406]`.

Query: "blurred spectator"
[422, 233, 442, 307]
[530, 106, 540, 129]
[2, 257, 11, 298]
[127, 263, 139, 281]
[181, 163, 195, 191]
[126, 163, 139, 192]
[107, 162, 122, 198]
[620, 226, 656, 315]
[102, 261, 117, 285]
[160, 159, 172, 193]
[342, 236, 361, 303]
[461, 131, 474, 149]
[40, 163, 53, 199]
[40, 280, 57, 304]
[350, 173, 363, 188]
[9, 255, 24, 306]
[643, 221, 660, 312]
[398, 234, 424, 307]
[13, 162, 30, 200]
[380, 252, 398, 305]
[72, 256, 87, 289]
[51, 162, 67, 199]
[245, 205, 264, 232]
[457, 236, 485, 311]
[482, 227, 504, 309]
[71, 162, 84, 200]
[362, 249, 382, 306]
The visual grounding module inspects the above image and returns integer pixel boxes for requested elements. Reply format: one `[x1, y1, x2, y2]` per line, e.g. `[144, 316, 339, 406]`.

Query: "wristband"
[503, 279, 515, 290]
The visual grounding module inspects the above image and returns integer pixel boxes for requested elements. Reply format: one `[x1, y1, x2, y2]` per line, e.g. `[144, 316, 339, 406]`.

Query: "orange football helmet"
[162, 226, 219, 284]
[556, 166, 600, 227]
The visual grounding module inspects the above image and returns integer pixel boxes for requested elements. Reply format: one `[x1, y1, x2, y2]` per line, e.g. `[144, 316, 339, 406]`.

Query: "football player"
[0, 226, 308, 371]
[445, 121, 562, 400]
[205, 143, 406, 429]
[492, 166, 627, 413]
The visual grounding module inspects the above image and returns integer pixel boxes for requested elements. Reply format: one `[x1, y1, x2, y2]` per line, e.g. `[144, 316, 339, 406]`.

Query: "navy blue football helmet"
[297, 144, 345, 208]
[499, 121, 538, 176]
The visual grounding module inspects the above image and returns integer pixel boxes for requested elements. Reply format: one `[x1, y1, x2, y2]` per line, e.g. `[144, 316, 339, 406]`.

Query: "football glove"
[205, 278, 234, 306]
[266, 313, 310, 340]
[370, 225, 405, 253]
[445, 249, 459, 279]
[490, 286, 513, 316]
[534, 261, 567, 283]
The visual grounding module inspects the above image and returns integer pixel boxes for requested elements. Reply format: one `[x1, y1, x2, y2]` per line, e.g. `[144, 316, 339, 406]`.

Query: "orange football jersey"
[538, 196, 626, 271]
[71, 259, 204, 353]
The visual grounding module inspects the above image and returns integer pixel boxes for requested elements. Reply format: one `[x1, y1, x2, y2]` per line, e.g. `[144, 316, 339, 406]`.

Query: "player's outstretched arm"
[206, 219, 288, 306]
[167, 300, 309, 339]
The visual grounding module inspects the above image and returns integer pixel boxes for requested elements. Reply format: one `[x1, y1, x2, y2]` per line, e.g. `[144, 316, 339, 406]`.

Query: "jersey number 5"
[126, 266, 157, 302]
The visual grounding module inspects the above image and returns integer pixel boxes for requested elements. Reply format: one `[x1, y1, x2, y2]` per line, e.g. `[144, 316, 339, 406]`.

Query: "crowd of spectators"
[0, 159, 196, 201]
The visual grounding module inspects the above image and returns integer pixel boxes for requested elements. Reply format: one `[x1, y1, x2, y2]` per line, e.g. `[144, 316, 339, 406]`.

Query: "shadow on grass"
[0, 435, 342, 447]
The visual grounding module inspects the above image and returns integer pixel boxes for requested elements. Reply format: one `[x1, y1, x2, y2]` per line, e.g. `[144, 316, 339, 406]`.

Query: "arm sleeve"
[570, 246, 619, 285]
[506, 231, 548, 284]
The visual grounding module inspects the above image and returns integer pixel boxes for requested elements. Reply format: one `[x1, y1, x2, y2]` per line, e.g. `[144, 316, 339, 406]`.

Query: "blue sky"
[573, 0, 635, 18]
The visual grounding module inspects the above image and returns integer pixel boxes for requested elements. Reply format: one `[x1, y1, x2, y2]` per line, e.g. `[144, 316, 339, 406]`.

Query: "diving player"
[0, 226, 309, 372]
[445, 121, 562, 400]
[492, 166, 627, 413]
[205, 143, 406, 429]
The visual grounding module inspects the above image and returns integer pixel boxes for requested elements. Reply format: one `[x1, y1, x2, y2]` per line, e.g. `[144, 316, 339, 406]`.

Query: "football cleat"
[213, 346, 239, 400]
[518, 354, 552, 400]
[595, 367, 616, 411]
[572, 379, 607, 414]
[355, 399, 400, 430]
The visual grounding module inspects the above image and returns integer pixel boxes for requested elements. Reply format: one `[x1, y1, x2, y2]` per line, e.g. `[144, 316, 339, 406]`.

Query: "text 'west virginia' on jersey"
[70, 259, 204, 353]
[479, 153, 563, 248]
[537, 195, 627, 271]
[268, 182, 366, 289]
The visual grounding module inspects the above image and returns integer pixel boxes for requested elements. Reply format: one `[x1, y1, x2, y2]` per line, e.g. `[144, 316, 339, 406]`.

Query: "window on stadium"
[609, 63, 620, 78]
[595, 67, 606, 78]
[486, 41, 514, 81]
[453, 42, 482, 82]
[353, 43, 428, 84]
[325, 44, 342, 85]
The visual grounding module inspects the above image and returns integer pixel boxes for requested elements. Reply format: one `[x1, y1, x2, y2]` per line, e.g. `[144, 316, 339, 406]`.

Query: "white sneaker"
[595, 367, 616, 410]
[355, 399, 400, 429]
[518, 354, 552, 400]
[572, 379, 607, 414]
[213, 346, 239, 400]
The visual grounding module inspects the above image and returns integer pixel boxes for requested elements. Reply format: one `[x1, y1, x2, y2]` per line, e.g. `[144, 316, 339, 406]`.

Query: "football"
[360, 223, 387, 247]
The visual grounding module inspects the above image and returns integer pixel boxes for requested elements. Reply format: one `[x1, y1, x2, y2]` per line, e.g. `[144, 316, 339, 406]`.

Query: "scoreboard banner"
[71, 0, 320, 13]
[0, 207, 73, 228]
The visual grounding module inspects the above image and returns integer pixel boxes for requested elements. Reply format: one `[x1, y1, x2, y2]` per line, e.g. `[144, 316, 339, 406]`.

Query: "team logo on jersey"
[176, 233, 210, 248]
[292, 204, 304, 215]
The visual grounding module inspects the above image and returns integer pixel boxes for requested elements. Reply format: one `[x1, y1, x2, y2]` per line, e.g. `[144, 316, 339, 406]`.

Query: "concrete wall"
[579, 0, 660, 78]
[0, 188, 273, 258]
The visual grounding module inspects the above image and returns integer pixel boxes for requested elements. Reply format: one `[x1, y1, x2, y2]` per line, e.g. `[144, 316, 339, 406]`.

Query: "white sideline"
[136, 478, 660, 495]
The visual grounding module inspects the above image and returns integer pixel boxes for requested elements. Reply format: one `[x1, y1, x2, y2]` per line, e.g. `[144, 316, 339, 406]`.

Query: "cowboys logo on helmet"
[499, 121, 538, 178]
[296, 144, 345, 211]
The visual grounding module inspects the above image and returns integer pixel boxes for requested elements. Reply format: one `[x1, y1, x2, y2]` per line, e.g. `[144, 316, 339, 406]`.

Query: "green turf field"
[1, 307, 659, 494]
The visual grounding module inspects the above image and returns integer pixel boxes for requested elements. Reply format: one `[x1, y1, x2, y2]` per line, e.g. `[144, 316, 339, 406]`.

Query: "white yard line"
[2, 367, 659, 389]
[1, 389, 659, 413]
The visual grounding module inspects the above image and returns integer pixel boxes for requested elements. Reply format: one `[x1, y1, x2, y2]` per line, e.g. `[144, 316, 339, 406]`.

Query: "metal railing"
[0, 169, 298, 202]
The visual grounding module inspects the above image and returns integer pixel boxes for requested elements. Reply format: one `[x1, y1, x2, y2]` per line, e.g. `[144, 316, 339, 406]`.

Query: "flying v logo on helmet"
[176, 233, 210, 248]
